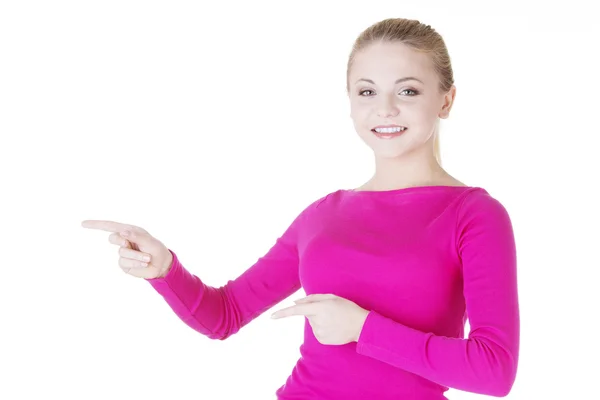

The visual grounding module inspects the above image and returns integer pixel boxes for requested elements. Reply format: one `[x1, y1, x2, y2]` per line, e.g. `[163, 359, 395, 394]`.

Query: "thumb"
[294, 294, 336, 304]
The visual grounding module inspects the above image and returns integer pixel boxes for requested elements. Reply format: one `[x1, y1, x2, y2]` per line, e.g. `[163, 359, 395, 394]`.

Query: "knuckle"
[132, 226, 146, 234]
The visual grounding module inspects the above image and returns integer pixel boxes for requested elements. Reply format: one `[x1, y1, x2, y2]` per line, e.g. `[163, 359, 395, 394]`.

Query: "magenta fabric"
[146, 186, 519, 399]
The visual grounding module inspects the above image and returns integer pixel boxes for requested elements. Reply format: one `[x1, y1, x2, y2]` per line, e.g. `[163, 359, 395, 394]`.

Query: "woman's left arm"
[356, 191, 520, 397]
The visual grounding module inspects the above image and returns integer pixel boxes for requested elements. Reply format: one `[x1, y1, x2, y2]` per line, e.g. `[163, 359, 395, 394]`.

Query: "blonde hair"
[346, 18, 455, 165]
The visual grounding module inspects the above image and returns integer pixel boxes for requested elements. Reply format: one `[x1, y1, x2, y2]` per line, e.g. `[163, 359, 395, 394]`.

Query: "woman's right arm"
[144, 198, 322, 340]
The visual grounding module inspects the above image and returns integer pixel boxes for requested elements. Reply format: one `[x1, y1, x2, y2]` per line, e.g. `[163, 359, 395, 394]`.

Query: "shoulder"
[455, 187, 515, 246]
[457, 187, 511, 218]
[290, 190, 336, 223]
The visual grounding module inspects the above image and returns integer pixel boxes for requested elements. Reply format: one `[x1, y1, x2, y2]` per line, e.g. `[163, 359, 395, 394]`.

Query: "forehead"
[349, 42, 434, 83]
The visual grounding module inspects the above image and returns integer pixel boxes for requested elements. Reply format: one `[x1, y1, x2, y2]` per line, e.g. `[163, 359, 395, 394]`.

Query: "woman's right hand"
[81, 220, 173, 279]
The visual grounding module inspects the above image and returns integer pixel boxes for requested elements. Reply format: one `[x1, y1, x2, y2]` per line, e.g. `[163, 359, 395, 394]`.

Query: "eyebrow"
[355, 77, 424, 85]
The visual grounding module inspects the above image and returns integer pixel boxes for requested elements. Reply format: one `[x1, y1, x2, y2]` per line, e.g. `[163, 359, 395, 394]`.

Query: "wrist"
[158, 250, 174, 278]
[355, 309, 370, 342]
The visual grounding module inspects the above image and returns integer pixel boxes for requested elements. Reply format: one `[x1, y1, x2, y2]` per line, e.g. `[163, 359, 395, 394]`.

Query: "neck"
[364, 147, 450, 191]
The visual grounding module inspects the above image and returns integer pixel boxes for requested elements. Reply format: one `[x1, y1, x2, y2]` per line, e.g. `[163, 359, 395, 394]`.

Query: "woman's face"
[347, 41, 455, 160]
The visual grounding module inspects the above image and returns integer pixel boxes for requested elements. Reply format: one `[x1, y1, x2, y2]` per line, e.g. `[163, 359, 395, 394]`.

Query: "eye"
[358, 89, 419, 97]
[400, 89, 419, 96]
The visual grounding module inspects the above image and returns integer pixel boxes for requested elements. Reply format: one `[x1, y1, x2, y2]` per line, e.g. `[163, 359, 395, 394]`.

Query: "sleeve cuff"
[356, 310, 430, 369]
[145, 249, 182, 289]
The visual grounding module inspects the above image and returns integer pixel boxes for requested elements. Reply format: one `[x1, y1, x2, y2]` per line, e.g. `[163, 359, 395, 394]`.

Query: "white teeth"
[374, 127, 406, 133]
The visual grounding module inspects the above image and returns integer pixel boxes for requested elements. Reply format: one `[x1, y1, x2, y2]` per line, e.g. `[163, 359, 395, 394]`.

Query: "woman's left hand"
[271, 294, 370, 345]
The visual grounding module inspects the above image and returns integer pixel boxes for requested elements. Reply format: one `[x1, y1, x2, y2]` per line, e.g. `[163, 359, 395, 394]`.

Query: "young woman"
[83, 17, 519, 399]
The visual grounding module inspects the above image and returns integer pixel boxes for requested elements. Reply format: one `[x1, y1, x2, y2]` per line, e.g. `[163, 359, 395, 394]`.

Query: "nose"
[376, 94, 400, 118]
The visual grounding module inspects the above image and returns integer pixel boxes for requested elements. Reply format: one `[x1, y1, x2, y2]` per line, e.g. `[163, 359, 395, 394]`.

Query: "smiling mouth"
[371, 126, 407, 138]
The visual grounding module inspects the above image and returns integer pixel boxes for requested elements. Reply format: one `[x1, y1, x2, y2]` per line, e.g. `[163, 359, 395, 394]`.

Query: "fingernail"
[143, 256, 150, 262]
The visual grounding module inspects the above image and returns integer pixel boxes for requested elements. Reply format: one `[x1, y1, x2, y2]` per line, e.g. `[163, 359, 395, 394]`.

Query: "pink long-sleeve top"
[146, 185, 520, 399]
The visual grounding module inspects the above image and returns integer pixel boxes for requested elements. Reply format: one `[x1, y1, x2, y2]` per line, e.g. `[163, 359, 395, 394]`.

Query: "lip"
[372, 124, 406, 130]
[371, 124, 407, 139]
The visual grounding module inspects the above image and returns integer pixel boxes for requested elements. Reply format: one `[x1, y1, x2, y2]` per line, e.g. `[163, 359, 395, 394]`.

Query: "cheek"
[349, 103, 370, 122]
[399, 103, 432, 124]
[420, 99, 441, 116]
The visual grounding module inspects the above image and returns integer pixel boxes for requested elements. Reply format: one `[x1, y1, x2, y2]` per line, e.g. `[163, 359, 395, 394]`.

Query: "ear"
[439, 85, 456, 119]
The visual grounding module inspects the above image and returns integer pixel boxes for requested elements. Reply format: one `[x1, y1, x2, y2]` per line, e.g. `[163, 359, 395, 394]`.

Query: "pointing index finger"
[271, 303, 317, 319]
[81, 220, 135, 233]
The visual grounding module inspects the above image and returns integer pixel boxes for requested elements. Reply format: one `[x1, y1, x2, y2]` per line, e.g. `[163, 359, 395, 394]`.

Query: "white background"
[1, 1, 598, 399]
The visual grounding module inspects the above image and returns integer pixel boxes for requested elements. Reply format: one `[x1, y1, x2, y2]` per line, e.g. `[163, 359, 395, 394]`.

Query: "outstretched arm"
[146, 197, 324, 340]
